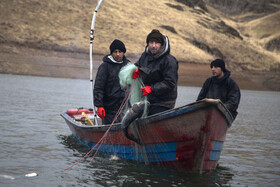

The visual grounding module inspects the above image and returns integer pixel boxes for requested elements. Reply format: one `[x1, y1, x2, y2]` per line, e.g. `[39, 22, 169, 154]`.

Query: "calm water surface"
[0, 74, 279, 187]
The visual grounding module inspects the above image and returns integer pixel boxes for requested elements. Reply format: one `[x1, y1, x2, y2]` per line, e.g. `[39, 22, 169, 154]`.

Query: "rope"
[89, 79, 137, 162]
[62, 79, 137, 171]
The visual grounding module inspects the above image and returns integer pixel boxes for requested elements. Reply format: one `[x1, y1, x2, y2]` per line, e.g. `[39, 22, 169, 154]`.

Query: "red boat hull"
[61, 99, 233, 173]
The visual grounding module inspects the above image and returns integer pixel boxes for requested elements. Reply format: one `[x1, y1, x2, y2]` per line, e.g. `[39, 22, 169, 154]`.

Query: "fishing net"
[118, 63, 148, 118]
[92, 63, 179, 168]
[118, 63, 151, 163]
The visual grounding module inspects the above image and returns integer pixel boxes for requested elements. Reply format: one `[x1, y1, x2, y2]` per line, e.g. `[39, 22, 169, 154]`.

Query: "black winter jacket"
[135, 36, 178, 109]
[197, 70, 241, 119]
[94, 55, 130, 110]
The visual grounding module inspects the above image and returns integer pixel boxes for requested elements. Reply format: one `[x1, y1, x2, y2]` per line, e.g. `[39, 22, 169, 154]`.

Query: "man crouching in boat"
[131, 29, 179, 115]
[197, 59, 241, 120]
[94, 39, 131, 124]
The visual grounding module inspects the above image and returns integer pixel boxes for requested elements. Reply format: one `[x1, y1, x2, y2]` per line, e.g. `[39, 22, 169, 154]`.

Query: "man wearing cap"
[197, 59, 241, 120]
[132, 29, 178, 115]
[94, 39, 130, 124]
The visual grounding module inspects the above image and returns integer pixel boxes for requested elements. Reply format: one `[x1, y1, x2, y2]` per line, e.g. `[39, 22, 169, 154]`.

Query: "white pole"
[90, 0, 103, 82]
[90, 0, 103, 124]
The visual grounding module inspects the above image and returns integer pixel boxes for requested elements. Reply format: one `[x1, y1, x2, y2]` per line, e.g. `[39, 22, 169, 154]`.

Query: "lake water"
[0, 74, 279, 187]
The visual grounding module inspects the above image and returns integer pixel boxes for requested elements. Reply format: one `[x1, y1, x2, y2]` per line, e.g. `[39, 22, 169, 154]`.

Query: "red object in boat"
[67, 108, 93, 117]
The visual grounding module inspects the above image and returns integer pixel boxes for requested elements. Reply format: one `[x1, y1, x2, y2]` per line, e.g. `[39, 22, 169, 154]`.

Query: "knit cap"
[146, 29, 164, 45]
[210, 59, 226, 72]
[110, 39, 126, 54]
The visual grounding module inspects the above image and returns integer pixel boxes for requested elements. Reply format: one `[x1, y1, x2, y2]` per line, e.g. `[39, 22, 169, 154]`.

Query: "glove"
[132, 68, 139, 79]
[97, 107, 105, 119]
[141, 86, 152, 96]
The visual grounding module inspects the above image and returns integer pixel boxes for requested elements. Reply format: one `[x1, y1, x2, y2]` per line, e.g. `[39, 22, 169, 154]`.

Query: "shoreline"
[0, 44, 279, 91]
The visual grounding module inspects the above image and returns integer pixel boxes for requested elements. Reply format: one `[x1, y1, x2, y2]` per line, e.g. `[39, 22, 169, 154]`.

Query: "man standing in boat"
[94, 39, 130, 124]
[197, 59, 241, 120]
[132, 29, 178, 115]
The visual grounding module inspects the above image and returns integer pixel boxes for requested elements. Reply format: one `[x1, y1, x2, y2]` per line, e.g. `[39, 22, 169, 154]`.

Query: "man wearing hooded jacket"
[132, 29, 178, 115]
[197, 59, 241, 120]
[94, 39, 130, 124]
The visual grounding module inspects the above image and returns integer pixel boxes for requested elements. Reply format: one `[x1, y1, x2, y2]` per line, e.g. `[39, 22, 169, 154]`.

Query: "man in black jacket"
[132, 29, 178, 115]
[197, 59, 241, 120]
[94, 39, 130, 124]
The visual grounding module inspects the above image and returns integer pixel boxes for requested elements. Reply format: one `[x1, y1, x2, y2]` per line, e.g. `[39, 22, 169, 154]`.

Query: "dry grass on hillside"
[0, 0, 279, 72]
[239, 10, 280, 57]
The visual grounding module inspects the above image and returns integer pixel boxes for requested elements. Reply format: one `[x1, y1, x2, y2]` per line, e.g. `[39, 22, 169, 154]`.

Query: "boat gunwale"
[60, 99, 233, 131]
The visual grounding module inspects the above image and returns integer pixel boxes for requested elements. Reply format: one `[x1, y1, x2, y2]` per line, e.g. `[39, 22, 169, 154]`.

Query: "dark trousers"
[148, 105, 170, 116]
[103, 108, 123, 125]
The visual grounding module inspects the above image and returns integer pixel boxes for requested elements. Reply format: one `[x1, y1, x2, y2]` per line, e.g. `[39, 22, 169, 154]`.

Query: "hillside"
[0, 0, 280, 90]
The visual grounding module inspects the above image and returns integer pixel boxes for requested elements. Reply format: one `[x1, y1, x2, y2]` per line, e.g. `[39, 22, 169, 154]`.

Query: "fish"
[121, 101, 149, 145]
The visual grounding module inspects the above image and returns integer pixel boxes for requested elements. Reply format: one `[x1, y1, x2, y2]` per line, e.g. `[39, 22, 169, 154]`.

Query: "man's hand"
[97, 107, 105, 119]
[132, 68, 139, 79]
[141, 86, 152, 96]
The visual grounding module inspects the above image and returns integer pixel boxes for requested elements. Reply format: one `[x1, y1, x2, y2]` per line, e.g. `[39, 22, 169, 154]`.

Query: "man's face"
[112, 49, 124, 62]
[148, 41, 162, 55]
[211, 66, 224, 79]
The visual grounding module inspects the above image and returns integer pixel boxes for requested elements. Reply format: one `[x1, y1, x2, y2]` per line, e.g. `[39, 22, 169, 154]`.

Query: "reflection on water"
[0, 74, 279, 186]
[58, 134, 234, 187]
[221, 90, 280, 186]
[59, 135, 90, 154]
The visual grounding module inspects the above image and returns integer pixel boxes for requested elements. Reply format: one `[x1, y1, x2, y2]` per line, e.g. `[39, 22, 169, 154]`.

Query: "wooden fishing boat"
[61, 99, 233, 173]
